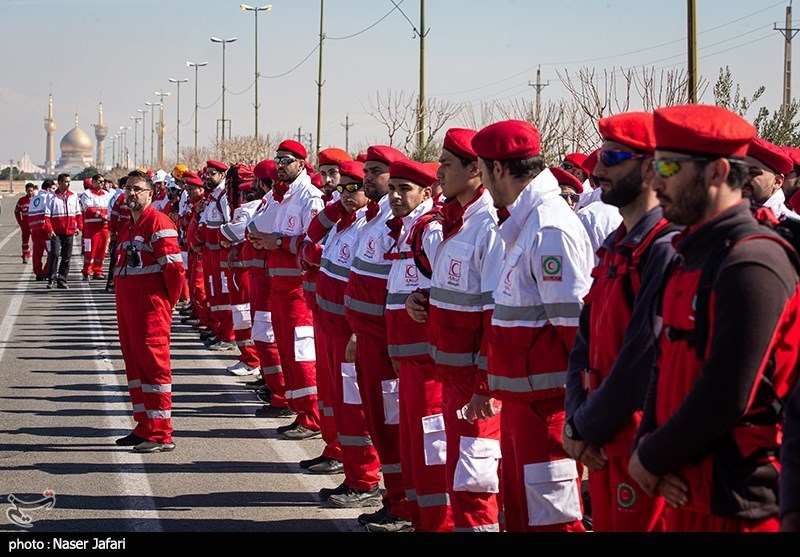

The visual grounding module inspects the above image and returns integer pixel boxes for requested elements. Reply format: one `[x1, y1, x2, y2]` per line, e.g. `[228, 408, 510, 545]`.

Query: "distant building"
[57, 113, 94, 174]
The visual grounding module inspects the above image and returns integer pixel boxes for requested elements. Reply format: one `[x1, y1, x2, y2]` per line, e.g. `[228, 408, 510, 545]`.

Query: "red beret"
[317, 148, 352, 167]
[472, 119, 541, 160]
[310, 173, 323, 189]
[425, 162, 441, 174]
[183, 171, 204, 187]
[790, 189, 800, 213]
[356, 153, 368, 163]
[653, 104, 756, 158]
[748, 138, 794, 174]
[83, 178, 92, 187]
[781, 146, 800, 169]
[278, 139, 308, 160]
[443, 128, 478, 161]
[238, 180, 253, 193]
[253, 159, 278, 182]
[206, 160, 228, 173]
[582, 149, 601, 176]
[340, 161, 365, 182]
[366, 145, 406, 166]
[549, 167, 584, 194]
[389, 159, 437, 188]
[598, 112, 656, 153]
[563, 152, 588, 168]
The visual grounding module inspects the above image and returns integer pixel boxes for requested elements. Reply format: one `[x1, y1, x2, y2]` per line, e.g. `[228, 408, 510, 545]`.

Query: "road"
[0, 202, 363, 533]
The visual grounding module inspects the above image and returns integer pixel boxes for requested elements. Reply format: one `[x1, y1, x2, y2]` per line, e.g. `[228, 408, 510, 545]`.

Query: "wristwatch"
[564, 418, 583, 441]
[276, 237, 283, 248]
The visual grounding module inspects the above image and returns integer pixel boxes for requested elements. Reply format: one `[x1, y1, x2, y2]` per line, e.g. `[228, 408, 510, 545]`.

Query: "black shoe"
[22, 257, 28, 264]
[328, 485, 382, 508]
[256, 385, 272, 403]
[81, 274, 89, 282]
[276, 421, 300, 435]
[35, 275, 45, 281]
[245, 377, 266, 390]
[203, 336, 220, 348]
[115, 432, 147, 446]
[364, 511, 414, 532]
[133, 440, 176, 453]
[199, 329, 215, 341]
[46, 282, 54, 289]
[57, 282, 68, 289]
[179, 306, 195, 316]
[308, 458, 344, 475]
[254, 405, 295, 419]
[318, 482, 349, 502]
[299, 454, 328, 469]
[358, 506, 389, 526]
[93, 274, 106, 280]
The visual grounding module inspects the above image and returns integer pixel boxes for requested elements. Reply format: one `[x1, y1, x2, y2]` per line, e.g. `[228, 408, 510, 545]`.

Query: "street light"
[119, 126, 131, 168]
[186, 61, 208, 150]
[137, 108, 149, 166]
[153, 90, 172, 168]
[210, 36, 237, 142]
[169, 78, 189, 162]
[145, 101, 158, 166]
[240, 4, 272, 137]
[129, 116, 142, 167]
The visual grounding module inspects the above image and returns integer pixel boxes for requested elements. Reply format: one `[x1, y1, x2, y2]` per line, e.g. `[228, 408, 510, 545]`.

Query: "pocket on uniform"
[252, 311, 275, 343]
[421, 413, 447, 466]
[453, 437, 502, 493]
[83, 238, 92, 253]
[231, 303, 252, 330]
[220, 272, 229, 294]
[341, 363, 362, 405]
[523, 458, 582, 526]
[381, 379, 400, 425]
[293, 326, 316, 362]
[144, 334, 168, 347]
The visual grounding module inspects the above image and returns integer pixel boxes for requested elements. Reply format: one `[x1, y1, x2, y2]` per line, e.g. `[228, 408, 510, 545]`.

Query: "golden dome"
[60, 113, 92, 154]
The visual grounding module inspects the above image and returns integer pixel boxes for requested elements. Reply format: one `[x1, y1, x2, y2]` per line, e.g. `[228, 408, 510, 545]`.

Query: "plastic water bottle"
[456, 399, 502, 421]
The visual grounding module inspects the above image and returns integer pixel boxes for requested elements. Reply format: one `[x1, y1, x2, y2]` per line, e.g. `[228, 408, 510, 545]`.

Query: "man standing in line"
[114, 170, 185, 453]
[79, 174, 113, 281]
[14, 182, 36, 264]
[28, 179, 55, 281]
[44, 173, 83, 289]
[473, 120, 593, 532]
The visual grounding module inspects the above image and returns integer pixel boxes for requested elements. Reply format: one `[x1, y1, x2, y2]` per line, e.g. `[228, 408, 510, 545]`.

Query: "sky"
[0, 0, 796, 167]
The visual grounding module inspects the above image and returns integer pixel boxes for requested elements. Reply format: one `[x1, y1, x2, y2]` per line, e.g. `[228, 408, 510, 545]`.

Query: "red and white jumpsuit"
[343, 195, 409, 521]
[488, 169, 593, 532]
[428, 189, 504, 532]
[27, 189, 52, 278]
[14, 193, 32, 261]
[80, 187, 113, 277]
[114, 204, 185, 443]
[385, 199, 453, 532]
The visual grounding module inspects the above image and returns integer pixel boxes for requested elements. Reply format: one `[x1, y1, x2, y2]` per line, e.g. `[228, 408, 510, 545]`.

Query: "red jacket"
[14, 195, 32, 229]
[109, 194, 131, 236]
[44, 189, 83, 235]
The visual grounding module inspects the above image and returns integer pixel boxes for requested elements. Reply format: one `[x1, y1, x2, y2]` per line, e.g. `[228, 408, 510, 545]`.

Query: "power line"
[262, 44, 319, 79]
[328, 0, 406, 40]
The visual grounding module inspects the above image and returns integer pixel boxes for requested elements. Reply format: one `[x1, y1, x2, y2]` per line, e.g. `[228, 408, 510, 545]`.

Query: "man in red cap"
[472, 119, 593, 532]
[182, 173, 213, 335]
[78, 174, 113, 281]
[114, 170, 185, 453]
[331, 145, 412, 531]
[198, 160, 237, 351]
[550, 167, 584, 210]
[781, 146, 800, 206]
[563, 112, 676, 532]
[561, 153, 589, 184]
[574, 149, 601, 212]
[248, 140, 324, 440]
[317, 147, 352, 205]
[406, 127, 504, 532]
[744, 137, 800, 221]
[14, 182, 36, 265]
[106, 176, 131, 292]
[629, 104, 800, 532]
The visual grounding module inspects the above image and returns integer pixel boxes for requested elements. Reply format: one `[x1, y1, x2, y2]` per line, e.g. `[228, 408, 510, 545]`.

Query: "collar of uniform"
[612, 206, 666, 251]
[499, 168, 558, 244]
[675, 201, 754, 265]
[463, 188, 495, 223]
[402, 198, 435, 231]
[284, 169, 311, 199]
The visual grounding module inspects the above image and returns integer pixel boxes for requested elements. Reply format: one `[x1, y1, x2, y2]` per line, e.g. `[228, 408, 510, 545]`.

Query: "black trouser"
[48, 234, 74, 285]
[106, 238, 117, 289]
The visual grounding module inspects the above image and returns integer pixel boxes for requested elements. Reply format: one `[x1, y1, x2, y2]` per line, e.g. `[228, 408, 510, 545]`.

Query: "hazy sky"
[0, 0, 795, 166]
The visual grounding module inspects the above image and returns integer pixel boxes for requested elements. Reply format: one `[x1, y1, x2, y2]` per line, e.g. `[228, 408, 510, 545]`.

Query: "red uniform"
[14, 194, 32, 261]
[80, 187, 113, 277]
[27, 190, 52, 278]
[183, 196, 211, 329]
[114, 204, 185, 443]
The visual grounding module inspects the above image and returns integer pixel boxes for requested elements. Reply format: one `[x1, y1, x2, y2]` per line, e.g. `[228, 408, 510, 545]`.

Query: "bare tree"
[364, 90, 415, 149]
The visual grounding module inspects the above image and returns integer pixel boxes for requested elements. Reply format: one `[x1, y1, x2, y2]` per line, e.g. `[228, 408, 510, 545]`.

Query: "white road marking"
[0, 228, 29, 365]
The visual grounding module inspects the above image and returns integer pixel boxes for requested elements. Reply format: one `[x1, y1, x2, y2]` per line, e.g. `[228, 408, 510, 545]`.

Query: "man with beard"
[743, 138, 800, 221]
[780, 146, 800, 208]
[114, 170, 185, 453]
[317, 148, 351, 206]
[563, 112, 676, 531]
[44, 173, 83, 289]
[629, 105, 800, 532]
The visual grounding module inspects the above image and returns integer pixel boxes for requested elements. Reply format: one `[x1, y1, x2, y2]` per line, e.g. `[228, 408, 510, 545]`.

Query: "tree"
[0, 167, 34, 181]
[73, 166, 99, 180]
[713, 66, 765, 117]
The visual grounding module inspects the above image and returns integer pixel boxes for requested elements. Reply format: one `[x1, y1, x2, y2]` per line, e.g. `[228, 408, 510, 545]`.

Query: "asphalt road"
[0, 202, 363, 533]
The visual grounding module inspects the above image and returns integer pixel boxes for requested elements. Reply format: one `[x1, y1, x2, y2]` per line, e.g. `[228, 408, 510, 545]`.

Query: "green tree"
[0, 167, 34, 180]
[73, 166, 99, 180]
[713, 66, 765, 117]
[753, 101, 800, 146]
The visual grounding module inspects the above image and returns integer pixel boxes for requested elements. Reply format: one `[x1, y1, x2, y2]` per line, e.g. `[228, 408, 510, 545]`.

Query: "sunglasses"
[599, 150, 648, 167]
[652, 157, 715, 179]
[336, 182, 364, 193]
[274, 155, 298, 166]
[124, 185, 152, 194]
[559, 193, 581, 203]
[560, 162, 576, 171]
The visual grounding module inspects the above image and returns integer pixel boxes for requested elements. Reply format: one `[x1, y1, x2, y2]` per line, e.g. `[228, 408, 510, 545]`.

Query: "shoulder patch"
[542, 255, 562, 281]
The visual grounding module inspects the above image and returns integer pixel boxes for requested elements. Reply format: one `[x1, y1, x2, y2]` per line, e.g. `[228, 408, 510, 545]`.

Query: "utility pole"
[9, 160, 14, 192]
[775, 2, 800, 117]
[315, 0, 325, 159]
[145, 101, 158, 166]
[211, 37, 238, 143]
[687, 0, 698, 104]
[153, 90, 171, 168]
[417, 0, 428, 152]
[342, 114, 354, 153]
[130, 116, 142, 168]
[169, 78, 188, 161]
[528, 66, 550, 125]
[186, 61, 208, 150]
[111, 136, 117, 168]
[137, 108, 149, 166]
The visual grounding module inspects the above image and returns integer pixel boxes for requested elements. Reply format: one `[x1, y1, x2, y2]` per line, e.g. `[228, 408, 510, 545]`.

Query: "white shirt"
[764, 189, 800, 222]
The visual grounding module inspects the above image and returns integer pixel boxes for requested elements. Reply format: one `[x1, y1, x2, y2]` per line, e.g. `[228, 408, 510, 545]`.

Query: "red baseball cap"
[389, 159, 437, 188]
[598, 112, 656, 153]
[183, 171, 204, 187]
[472, 120, 541, 160]
[653, 104, 756, 158]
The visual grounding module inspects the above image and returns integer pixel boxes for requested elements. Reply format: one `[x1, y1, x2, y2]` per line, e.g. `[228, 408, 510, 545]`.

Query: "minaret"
[44, 94, 56, 174]
[93, 103, 108, 170]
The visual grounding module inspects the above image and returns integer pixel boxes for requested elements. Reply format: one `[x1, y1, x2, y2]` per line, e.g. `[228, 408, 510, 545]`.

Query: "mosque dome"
[60, 114, 92, 155]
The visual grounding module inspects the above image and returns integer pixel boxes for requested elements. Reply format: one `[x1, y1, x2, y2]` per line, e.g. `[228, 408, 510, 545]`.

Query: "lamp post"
[129, 116, 142, 168]
[186, 61, 208, 150]
[210, 36, 237, 142]
[137, 108, 149, 166]
[119, 126, 131, 168]
[145, 101, 158, 166]
[240, 4, 272, 137]
[168, 78, 189, 161]
[111, 135, 117, 168]
[153, 90, 172, 168]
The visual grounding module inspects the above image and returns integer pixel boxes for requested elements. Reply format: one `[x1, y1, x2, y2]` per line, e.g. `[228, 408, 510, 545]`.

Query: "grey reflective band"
[205, 244, 222, 250]
[386, 293, 410, 306]
[481, 291, 495, 307]
[338, 434, 373, 447]
[243, 259, 264, 268]
[316, 296, 346, 316]
[210, 304, 232, 312]
[141, 383, 172, 393]
[268, 268, 304, 277]
[120, 264, 162, 275]
[493, 302, 582, 322]
[352, 257, 391, 276]
[303, 281, 317, 292]
[381, 463, 402, 474]
[121, 239, 154, 253]
[205, 220, 225, 227]
[488, 371, 567, 392]
[454, 524, 500, 533]
[318, 211, 336, 229]
[128, 380, 141, 389]
[344, 296, 385, 316]
[152, 229, 178, 242]
[417, 492, 450, 508]
[220, 261, 229, 269]
[388, 342, 430, 358]
[430, 287, 483, 308]
[321, 258, 351, 279]
[477, 355, 488, 371]
[430, 347, 475, 367]
[262, 365, 282, 375]
[322, 406, 334, 417]
[146, 409, 171, 419]
[132, 404, 146, 413]
[405, 489, 417, 501]
[157, 253, 184, 265]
